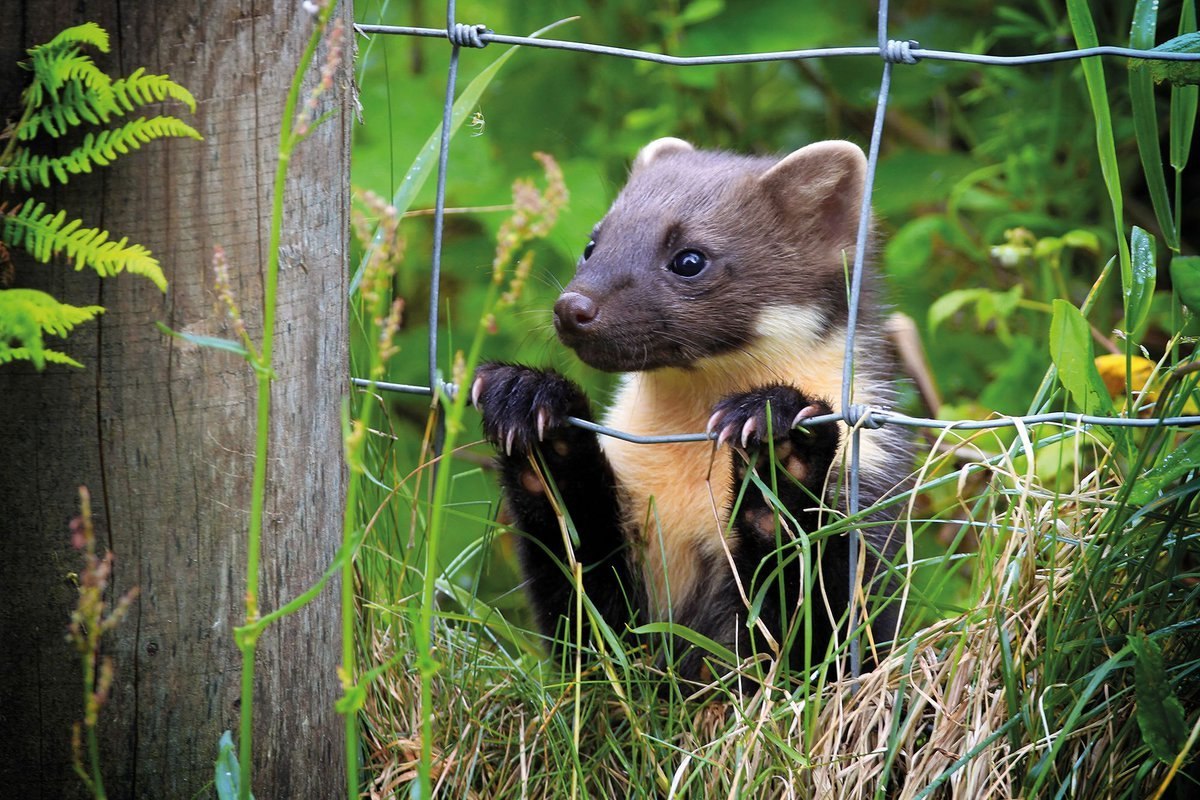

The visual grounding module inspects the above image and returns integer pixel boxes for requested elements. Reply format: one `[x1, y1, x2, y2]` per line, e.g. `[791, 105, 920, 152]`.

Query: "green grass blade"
[631, 622, 739, 665]
[1171, 3, 1198, 172]
[1067, 0, 1132, 307]
[1027, 644, 1132, 796]
[349, 18, 575, 296]
[1130, 0, 1178, 249]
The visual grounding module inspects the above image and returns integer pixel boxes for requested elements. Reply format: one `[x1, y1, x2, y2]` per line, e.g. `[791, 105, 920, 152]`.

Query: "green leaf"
[156, 322, 250, 358]
[1129, 633, 1189, 762]
[1171, 255, 1200, 311]
[1049, 299, 1113, 416]
[1061, 229, 1102, 252]
[1129, 431, 1200, 505]
[1129, 0, 1178, 249]
[1126, 226, 1157, 333]
[631, 621, 739, 665]
[1130, 32, 1200, 86]
[928, 288, 986, 333]
[214, 730, 252, 800]
[349, 17, 576, 295]
[673, 0, 725, 27]
[1171, 4, 1199, 172]
[334, 682, 367, 715]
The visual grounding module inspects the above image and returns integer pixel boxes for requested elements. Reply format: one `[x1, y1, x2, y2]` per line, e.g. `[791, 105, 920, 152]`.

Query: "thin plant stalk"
[235, 4, 339, 798]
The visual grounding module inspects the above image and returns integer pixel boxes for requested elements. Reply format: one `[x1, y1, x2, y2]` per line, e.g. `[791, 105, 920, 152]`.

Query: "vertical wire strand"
[427, 0, 461, 464]
[842, 0, 896, 679]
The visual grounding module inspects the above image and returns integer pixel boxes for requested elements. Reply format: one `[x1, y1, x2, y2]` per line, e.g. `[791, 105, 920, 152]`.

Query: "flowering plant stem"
[234, 4, 339, 798]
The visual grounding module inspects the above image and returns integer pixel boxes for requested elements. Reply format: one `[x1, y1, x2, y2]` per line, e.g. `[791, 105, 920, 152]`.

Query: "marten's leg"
[706, 386, 844, 675]
[473, 363, 643, 650]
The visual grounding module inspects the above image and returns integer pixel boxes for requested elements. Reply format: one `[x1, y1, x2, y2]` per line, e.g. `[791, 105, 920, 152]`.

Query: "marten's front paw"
[472, 363, 588, 456]
[707, 386, 838, 480]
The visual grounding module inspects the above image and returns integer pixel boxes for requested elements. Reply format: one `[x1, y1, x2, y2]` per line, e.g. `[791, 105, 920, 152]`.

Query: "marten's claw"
[473, 363, 591, 456]
[739, 416, 758, 449]
[470, 376, 484, 409]
[792, 403, 824, 428]
[710, 385, 836, 453]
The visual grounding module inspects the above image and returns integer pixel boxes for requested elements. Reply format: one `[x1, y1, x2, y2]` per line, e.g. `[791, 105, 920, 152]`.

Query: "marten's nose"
[554, 292, 598, 333]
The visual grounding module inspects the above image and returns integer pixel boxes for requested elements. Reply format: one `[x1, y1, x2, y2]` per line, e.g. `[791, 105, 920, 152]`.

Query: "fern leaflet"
[0, 287, 104, 369]
[3, 200, 167, 290]
[19, 67, 197, 141]
[5, 117, 202, 190]
[113, 68, 198, 114]
[38, 22, 111, 53]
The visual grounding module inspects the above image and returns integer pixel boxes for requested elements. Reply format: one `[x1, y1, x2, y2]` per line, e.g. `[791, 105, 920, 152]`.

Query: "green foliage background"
[352, 0, 1195, 616]
[354, 0, 1194, 410]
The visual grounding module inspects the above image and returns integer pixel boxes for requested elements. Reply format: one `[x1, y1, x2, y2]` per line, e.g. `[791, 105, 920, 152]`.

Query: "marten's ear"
[633, 137, 694, 171]
[759, 141, 867, 244]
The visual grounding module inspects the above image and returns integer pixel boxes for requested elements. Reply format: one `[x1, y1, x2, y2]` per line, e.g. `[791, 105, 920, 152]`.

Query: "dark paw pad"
[472, 363, 588, 456]
[707, 386, 835, 453]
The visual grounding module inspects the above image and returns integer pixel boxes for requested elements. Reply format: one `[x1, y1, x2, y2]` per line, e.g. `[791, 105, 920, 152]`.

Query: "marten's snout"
[554, 292, 598, 335]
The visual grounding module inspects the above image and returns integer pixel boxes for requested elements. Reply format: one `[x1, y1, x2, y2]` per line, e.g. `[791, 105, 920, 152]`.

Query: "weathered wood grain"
[0, 2, 352, 796]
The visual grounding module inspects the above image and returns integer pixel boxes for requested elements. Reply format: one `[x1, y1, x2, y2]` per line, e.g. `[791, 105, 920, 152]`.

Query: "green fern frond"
[2, 200, 167, 291]
[4, 117, 202, 190]
[18, 68, 199, 141]
[0, 346, 86, 368]
[18, 80, 110, 140]
[26, 48, 114, 110]
[37, 22, 111, 54]
[113, 68, 198, 114]
[0, 286, 104, 369]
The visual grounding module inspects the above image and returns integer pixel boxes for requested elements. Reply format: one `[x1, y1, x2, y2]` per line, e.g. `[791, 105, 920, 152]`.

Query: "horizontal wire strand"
[355, 23, 1200, 66]
[353, 20, 1200, 444]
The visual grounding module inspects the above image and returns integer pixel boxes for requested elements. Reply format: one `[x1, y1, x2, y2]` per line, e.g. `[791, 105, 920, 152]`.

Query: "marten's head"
[555, 138, 868, 373]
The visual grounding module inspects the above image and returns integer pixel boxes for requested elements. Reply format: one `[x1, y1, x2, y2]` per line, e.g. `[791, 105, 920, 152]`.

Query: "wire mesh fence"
[352, 1, 1200, 675]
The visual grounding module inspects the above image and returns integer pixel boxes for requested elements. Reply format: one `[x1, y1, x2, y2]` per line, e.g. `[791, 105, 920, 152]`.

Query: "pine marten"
[473, 138, 911, 685]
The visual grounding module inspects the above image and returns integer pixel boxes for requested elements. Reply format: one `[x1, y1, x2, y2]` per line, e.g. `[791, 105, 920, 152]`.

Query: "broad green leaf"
[1171, 3, 1199, 171]
[632, 621, 739, 665]
[1061, 229, 1102, 252]
[1129, 633, 1189, 762]
[1129, 0, 1178, 249]
[1126, 226, 1157, 333]
[1170, 255, 1200, 311]
[1129, 431, 1200, 505]
[928, 288, 986, 333]
[1130, 32, 1200, 85]
[1049, 299, 1113, 416]
[349, 18, 575, 295]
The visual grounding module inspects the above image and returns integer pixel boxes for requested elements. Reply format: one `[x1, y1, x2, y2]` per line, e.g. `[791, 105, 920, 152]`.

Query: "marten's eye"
[669, 249, 707, 277]
[582, 240, 596, 260]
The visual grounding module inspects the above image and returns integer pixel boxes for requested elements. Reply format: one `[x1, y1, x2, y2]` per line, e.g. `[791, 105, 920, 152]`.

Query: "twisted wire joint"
[447, 22, 489, 48]
[843, 404, 885, 430]
[882, 39, 920, 64]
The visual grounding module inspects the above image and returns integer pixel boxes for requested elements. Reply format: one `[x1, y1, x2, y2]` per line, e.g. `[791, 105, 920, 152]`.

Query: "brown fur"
[569, 139, 907, 618]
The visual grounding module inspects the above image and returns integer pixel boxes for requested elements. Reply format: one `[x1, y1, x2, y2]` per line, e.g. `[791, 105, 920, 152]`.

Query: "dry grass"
[359, 420, 1200, 799]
